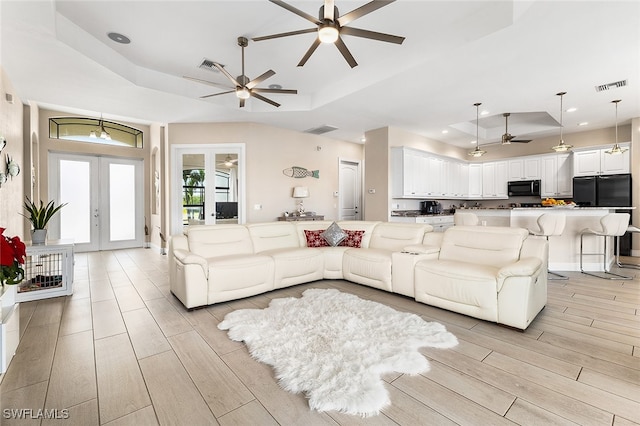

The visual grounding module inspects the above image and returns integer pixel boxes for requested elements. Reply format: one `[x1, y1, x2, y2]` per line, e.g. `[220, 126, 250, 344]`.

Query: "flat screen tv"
[216, 202, 238, 219]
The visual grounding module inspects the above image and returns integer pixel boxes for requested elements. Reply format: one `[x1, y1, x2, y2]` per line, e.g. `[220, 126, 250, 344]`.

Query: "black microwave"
[508, 180, 541, 197]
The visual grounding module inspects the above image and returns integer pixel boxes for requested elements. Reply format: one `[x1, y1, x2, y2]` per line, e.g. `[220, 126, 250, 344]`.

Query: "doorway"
[338, 159, 362, 220]
[171, 144, 245, 235]
[49, 153, 144, 252]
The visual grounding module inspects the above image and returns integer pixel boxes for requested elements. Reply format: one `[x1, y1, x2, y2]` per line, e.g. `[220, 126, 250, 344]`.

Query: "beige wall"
[0, 66, 25, 238]
[167, 122, 363, 226]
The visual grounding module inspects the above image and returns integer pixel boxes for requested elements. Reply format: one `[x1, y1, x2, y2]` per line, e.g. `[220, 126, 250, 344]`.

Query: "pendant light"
[605, 99, 628, 155]
[468, 102, 486, 157]
[551, 91, 573, 152]
[89, 114, 111, 140]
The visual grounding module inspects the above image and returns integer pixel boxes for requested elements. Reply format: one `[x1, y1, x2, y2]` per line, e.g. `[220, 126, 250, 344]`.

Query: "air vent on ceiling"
[199, 58, 222, 72]
[304, 125, 338, 135]
[595, 79, 627, 92]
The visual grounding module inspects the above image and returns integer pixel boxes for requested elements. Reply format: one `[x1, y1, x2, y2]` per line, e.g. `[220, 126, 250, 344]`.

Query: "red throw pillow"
[304, 229, 329, 247]
[339, 230, 365, 248]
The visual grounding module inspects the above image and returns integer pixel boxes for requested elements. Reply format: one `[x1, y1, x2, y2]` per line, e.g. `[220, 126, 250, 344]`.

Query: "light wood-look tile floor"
[1, 249, 639, 425]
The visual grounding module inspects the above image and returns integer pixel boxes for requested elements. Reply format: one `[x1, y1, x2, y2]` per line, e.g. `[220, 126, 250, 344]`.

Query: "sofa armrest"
[173, 249, 208, 277]
[497, 257, 542, 290]
[402, 244, 441, 255]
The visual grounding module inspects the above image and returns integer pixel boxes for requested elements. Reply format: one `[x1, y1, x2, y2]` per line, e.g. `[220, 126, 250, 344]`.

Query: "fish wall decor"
[283, 166, 319, 179]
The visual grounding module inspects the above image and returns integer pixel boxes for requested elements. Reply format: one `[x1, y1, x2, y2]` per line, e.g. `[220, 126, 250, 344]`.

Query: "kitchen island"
[460, 207, 635, 271]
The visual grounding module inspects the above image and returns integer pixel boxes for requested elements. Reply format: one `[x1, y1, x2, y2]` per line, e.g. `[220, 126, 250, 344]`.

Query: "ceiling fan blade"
[338, 0, 395, 26]
[252, 88, 298, 94]
[239, 98, 246, 108]
[324, 0, 335, 20]
[200, 90, 235, 99]
[340, 26, 405, 44]
[213, 62, 241, 87]
[335, 36, 358, 68]
[246, 69, 276, 89]
[298, 38, 321, 67]
[183, 76, 233, 90]
[269, 0, 321, 25]
[252, 28, 317, 42]
[251, 92, 281, 107]
[511, 139, 532, 143]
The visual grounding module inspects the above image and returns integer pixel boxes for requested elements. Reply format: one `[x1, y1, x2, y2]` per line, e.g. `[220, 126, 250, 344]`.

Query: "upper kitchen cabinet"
[541, 153, 572, 198]
[482, 161, 508, 199]
[468, 163, 483, 199]
[508, 157, 541, 181]
[391, 147, 426, 197]
[573, 144, 630, 176]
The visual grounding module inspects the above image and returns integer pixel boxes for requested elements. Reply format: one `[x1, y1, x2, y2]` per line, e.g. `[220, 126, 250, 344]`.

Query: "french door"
[49, 153, 144, 252]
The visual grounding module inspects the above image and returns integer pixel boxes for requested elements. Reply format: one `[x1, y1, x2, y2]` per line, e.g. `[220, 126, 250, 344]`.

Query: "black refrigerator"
[572, 174, 632, 254]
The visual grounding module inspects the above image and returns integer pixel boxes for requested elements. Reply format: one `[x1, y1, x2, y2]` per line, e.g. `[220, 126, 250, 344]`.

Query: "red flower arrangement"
[0, 227, 26, 285]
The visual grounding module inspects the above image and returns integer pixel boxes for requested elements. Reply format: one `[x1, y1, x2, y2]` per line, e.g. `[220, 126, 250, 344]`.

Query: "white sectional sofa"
[169, 221, 548, 330]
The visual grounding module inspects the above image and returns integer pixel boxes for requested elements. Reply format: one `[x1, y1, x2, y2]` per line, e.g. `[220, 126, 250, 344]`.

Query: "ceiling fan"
[217, 155, 238, 168]
[184, 36, 297, 107]
[252, 0, 405, 68]
[501, 113, 532, 144]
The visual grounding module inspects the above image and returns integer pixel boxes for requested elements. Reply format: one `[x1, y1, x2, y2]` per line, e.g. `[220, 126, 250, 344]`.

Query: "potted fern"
[21, 197, 67, 244]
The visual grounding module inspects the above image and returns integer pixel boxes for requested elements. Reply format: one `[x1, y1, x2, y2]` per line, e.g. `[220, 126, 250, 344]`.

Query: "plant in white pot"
[21, 197, 67, 244]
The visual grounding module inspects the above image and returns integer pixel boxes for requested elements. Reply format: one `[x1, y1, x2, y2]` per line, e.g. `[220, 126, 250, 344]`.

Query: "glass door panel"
[108, 163, 136, 242]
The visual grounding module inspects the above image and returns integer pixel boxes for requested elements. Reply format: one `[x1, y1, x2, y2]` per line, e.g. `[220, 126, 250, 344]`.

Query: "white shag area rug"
[218, 288, 458, 417]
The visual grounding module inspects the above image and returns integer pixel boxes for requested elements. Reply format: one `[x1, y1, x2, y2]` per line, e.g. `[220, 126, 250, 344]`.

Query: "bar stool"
[528, 213, 567, 280]
[580, 213, 632, 280]
[454, 212, 479, 226]
[616, 224, 640, 270]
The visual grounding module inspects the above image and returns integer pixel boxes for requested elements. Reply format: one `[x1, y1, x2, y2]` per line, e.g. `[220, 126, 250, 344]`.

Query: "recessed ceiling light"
[441, 130, 449, 134]
[107, 32, 131, 44]
[360, 136, 367, 142]
[578, 121, 589, 126]
[268, 84, 282, 90]
[480, 110, 490, 116]
[566, 107, 577, 112]
[470, 140, 477, 144]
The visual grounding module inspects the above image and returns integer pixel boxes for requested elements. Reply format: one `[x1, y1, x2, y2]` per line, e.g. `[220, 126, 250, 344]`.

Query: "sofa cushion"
[262, 247, 325, 289]
[321, 222, 348, 246]
[369, 223, 432, 252]
[439, 226, 528, 268]
[342, 248, 393, 292]
[304, 230, 330, 247]
[207, 254, 274, 293]
[188, 225, 254, 258]
[248, 222, 300, 252]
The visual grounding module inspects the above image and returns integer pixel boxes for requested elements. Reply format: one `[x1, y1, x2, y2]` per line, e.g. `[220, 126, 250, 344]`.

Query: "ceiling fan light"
[236, 87, 251, 99]
[318, 25, 339, 44]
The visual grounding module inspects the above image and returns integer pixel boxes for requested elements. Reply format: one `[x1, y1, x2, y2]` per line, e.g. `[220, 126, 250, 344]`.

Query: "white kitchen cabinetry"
[392, 147, 424, 197]
[573, 144, 630, 176]
[415, 215, 455, 232]
[508, 157, 541, 181]
[426, 156, 443, 197]
[541, 153, 573, 198]
[482, 161, 508, 199]
[468, 163, 483, 199]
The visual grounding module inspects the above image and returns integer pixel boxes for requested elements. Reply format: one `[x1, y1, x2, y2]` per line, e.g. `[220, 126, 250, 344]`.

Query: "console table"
[278, 215, 325, 222]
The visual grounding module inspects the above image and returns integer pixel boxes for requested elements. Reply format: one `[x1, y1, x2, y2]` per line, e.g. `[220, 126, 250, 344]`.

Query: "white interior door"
[339, 159, 362, 220]
[49, 153, 144, 252]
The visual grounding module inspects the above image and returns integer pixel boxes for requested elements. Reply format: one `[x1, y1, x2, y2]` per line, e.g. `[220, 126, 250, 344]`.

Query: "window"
[49, 117, 143, 148]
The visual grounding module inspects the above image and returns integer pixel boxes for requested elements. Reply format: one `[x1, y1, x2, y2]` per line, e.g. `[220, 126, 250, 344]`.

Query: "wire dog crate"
[17, 241, 74, 302]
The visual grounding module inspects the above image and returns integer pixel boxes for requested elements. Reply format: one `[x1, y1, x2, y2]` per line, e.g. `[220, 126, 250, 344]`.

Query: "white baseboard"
[631, 249, 640, 257]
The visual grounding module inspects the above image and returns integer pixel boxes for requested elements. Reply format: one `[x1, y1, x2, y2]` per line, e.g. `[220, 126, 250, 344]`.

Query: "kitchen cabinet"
[573, 144, 630, 176]
[468, 163, 483, 199]
[508, 157, 541, 181]
[482, 161, 508, 199]
[391, 147, 424, 197]
[541, 153, 572, 197]
[426, 156, 443, 197]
